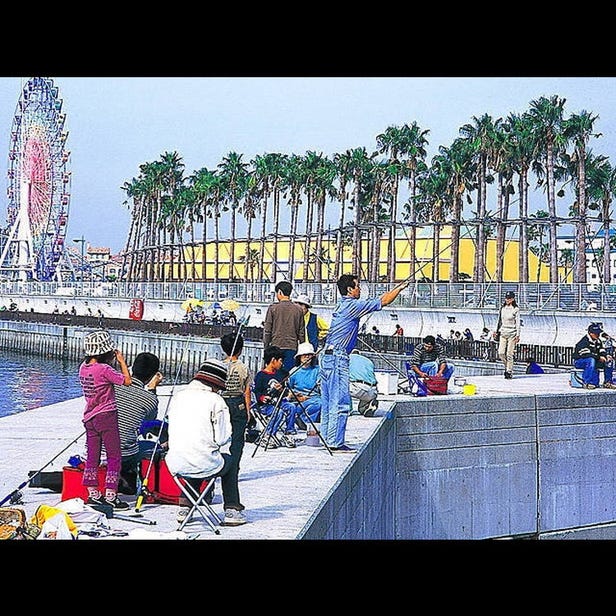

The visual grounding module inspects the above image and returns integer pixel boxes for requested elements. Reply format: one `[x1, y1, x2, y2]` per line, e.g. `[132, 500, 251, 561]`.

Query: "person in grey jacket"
[165, 359, 248, 526]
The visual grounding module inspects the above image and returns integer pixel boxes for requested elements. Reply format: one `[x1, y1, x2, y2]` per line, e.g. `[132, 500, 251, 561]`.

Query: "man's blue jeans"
[574, 357, 613, 387]
[319, 350, 351, 448]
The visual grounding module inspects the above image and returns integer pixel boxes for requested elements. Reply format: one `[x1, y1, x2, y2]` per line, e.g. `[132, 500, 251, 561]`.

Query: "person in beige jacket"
[494, 291, 521, 379]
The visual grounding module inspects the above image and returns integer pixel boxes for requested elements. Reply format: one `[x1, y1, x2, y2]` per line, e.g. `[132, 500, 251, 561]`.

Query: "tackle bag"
[423, 375, 448, 395]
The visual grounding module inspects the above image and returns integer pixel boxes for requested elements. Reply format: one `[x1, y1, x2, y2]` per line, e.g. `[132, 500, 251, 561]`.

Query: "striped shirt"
[410, 341, 448, 367]
[115, 378, 159, 458]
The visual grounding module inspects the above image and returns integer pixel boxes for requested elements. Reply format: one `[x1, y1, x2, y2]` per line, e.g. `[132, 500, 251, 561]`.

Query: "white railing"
[1, 281, 615, 313]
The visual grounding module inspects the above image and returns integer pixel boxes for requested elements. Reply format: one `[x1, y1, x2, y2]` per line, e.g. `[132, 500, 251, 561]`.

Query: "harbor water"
[0, 348, 82, 419]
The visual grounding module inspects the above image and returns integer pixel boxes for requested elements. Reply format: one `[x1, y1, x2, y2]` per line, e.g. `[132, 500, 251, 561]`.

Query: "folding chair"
[171, 474, 222, 535]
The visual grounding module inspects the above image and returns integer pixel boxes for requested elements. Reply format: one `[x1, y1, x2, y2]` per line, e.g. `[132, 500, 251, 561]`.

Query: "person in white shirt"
[165, 359, 247, 527]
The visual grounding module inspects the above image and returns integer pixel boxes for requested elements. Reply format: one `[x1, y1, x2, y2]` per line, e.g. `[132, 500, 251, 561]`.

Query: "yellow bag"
[31, 504, 78, 540]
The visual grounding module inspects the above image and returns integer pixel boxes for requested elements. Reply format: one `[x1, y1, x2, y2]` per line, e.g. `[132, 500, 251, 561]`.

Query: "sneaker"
[223, 508, 247, 526]
[504, 372, 513, 379]
[330, 444, 356, 453]
[257, 434, 278, 449]
[584, 383, 597, 389]
[104, 495, 130, 510]
[362, 400, 379, 417]
[279, 434, 297, 448]
[604, 382, 616, 389]
[86, 495, 107, 507]
[177, 507, 190, 523]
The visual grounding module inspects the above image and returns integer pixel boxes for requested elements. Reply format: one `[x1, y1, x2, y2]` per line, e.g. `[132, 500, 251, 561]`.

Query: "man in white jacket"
[165, 359, 247, 526]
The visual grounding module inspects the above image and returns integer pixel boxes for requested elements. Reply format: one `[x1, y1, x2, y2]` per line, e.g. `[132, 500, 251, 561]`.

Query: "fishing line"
[134, 336, 191, 513]
[0, 430, 86, 507]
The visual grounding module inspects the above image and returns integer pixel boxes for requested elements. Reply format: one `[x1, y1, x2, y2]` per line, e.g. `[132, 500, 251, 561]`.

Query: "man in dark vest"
[294, 294, 329, 351]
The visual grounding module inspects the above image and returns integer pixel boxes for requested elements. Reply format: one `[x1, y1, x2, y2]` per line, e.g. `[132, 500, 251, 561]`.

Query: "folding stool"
[171, 474, 222, 535]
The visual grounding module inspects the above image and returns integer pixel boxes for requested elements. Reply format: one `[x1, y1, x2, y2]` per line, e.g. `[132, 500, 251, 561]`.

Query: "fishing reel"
[9, 490, 23, 505]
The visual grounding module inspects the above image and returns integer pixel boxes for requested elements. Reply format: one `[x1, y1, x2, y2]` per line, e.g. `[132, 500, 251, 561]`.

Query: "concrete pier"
[3, 372, 616, 540]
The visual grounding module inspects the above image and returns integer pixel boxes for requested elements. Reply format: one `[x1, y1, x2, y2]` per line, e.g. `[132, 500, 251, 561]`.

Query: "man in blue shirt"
[349, 350, 378, 417]
[319, 273, 408, 452]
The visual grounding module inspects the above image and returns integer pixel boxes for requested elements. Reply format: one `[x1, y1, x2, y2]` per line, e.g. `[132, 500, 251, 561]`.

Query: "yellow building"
[171, 227, 564, 283]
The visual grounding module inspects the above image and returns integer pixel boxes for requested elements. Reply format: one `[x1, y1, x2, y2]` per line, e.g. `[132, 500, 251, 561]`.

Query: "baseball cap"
[505, 291, 515, 299]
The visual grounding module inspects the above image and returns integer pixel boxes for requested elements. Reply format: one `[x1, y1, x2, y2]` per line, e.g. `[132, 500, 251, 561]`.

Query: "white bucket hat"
[295, 294, 312, 308]
[84, 330, 115, 356]
[295, 342, 316, 357]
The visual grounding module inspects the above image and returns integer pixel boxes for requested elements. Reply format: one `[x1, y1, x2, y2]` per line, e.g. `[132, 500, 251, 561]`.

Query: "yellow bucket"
[463, 383, 476, 396]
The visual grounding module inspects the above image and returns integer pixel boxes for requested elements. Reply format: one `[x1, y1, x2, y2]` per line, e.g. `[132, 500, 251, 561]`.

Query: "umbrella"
[181, 298, 205, 312]
[220, 299, 240, 312]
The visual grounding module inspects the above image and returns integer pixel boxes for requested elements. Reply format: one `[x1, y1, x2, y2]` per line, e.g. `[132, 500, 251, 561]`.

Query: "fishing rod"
[134, 337, 191, 513]
[252, 345, 331, 456]
[355, 335, 409, 382]
[0, 430, 86, 507]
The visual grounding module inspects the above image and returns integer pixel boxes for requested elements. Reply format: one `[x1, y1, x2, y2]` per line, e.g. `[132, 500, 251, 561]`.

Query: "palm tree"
[459, 114, 503, 282]
[218, 151, 249, 281]
[528, 210, 549, 281]
[281, 154, 306, 281]
[527, 95, 567, 283]
[505, 112, 536, 283]
[332, 150, 353, 279]
[586, 154, 616, 285]
[347, 147, 374, 276]
[562, 110, 601, 283]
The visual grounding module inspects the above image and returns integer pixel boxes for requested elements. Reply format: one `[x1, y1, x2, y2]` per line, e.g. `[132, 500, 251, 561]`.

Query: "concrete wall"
[2, 290, 615, 347]
[298, 414, 397, 540]
[303, 390, 616, 540]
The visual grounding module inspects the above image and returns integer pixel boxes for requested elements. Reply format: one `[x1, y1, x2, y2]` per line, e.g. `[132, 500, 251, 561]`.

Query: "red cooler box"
[140, 457, 207, 505]
[62, 465, 108, 502]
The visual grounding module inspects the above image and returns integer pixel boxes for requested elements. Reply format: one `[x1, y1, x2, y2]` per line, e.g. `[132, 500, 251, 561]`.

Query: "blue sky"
[0, 76, 615, 253]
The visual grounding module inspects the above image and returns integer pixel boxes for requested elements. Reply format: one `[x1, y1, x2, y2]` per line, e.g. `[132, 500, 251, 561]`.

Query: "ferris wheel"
[0, 76, 71, 281]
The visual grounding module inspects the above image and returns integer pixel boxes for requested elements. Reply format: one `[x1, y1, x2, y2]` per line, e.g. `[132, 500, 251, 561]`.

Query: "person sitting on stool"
[573, 323, 615, 389]
[349, 350, 379, 417]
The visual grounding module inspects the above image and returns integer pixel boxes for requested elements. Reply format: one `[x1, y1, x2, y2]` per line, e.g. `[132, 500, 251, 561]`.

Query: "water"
[0, 349, 83, 419]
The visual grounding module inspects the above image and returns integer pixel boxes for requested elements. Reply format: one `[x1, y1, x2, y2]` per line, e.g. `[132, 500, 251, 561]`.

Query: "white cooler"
[375, 370, 398, 395]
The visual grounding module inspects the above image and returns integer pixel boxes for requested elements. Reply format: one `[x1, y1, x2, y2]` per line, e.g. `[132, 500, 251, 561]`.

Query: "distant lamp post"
[72, 236, 86, 288]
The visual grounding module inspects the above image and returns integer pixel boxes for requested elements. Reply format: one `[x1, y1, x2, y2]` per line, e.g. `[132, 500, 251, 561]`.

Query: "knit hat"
[295, 342, 316, 357]
[295, 294, 312, 308]
[588, 323, 603, 335]
[84, 330, 115, 356]
[193, 359, 228, 390]
[505, 291, 515, 299]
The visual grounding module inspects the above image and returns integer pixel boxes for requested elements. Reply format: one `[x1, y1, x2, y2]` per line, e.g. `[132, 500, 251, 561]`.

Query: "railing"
[0, 310, 574, 370]
[1, 281, 615, 313]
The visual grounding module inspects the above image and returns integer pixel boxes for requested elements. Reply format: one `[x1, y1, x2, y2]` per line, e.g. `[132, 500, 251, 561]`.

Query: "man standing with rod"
[320, 274, 409, 452]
